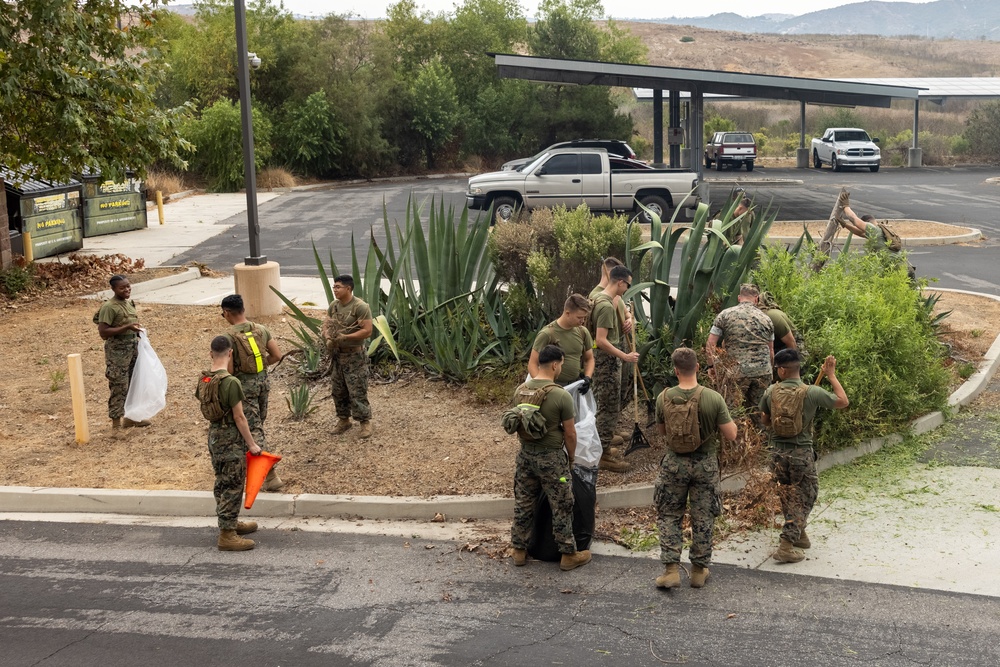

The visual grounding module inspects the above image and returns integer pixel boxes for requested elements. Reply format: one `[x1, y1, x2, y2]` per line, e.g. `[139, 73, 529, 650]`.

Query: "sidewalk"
[11, 190, 1000, 598]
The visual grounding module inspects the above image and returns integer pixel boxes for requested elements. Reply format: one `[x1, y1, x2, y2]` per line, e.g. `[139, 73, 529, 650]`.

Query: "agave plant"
[624, 191, 777, 383]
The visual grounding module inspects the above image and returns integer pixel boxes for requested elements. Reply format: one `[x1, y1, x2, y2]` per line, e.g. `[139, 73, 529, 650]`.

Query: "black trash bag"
[527, 465, 597, 562]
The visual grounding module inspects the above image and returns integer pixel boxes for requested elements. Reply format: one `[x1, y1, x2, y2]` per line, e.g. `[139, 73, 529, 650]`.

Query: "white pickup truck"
[466, 148, 699, 224]
[811, 127, 881, 172]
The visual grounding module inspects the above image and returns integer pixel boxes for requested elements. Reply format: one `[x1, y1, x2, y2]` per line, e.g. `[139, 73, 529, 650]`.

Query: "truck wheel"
[870, 163, 880, 173]
[813, 150, 822, 169]
[746, 161, 754, 172]
[637, 195, 669, 224]
[705, 156, 712, 168]
[832, 155, 842, 172]
[491, 196, 520, 225]
[715, 159, 723, 171]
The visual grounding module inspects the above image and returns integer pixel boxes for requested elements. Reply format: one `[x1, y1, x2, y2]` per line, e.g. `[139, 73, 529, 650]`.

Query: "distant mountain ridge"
[646, 0, 1000, 40]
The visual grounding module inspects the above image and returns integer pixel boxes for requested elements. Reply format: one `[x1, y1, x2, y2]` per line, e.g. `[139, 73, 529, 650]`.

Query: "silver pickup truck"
[467, 148, 699, 224]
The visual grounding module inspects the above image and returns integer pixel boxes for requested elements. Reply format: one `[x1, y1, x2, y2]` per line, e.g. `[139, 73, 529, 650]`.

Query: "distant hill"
[648, 0, 1000, 40]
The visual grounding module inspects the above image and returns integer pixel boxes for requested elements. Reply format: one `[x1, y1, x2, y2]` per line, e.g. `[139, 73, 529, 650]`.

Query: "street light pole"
[234, 0, 266, 265]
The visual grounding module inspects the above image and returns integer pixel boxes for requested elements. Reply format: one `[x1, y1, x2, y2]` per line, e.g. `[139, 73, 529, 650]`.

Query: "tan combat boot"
[218, 529, 255, 551]
[332, 418, 352, 434]
[690, 564, 710, 588]
[236, 521, 258, 535]
[615, 429, 631, 440]
[359, 421, 373, 439]
[111, 418, 122, 430]
[609, 434, 625, 447]
[560, 550, 592, 571]
[599, 453, 630, 473]
[511, 548, 527, 567]
[123, 417, 151, 428]
[773, 538, 805, 563]
[655, 563, 680, 589]
[793, 529, 810, 549]
[262, 468, 285, 492]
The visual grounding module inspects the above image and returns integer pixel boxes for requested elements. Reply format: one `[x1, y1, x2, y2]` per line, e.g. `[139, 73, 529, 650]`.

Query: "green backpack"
[501, 383, 559, 440]
[196, 371, 229, 422]
[770, 384, 809, 437]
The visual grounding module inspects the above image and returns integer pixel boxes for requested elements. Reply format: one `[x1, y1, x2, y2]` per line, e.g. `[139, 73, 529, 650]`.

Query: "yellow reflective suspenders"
[245, 331, 264, 373]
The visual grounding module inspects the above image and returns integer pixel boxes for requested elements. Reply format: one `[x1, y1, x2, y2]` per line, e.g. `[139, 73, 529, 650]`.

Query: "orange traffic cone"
[245, 451, 282, 509]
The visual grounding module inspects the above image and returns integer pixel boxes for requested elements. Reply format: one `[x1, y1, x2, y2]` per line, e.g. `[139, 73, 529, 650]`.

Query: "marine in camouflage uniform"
[93, 275, 141, 424]
[706, 284, 774, 417]
[653, 348, 736, 588]
[509, 345, 591, 570]
[198, 335, 264, 551]
[759, 351, 848, 563]
[323, 275, 373, 436]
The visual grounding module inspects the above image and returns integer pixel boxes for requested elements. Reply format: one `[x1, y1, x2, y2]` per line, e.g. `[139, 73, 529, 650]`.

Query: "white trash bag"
[124, 330, 168, 421]
[564, 379, 601, 469]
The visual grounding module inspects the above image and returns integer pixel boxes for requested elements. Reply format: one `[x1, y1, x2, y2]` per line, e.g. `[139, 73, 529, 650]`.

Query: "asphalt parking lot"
[168, 165, 1000, 293]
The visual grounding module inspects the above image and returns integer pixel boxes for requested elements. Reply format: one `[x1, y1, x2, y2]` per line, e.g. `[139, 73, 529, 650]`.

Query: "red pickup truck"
[704, 132, 757, 172]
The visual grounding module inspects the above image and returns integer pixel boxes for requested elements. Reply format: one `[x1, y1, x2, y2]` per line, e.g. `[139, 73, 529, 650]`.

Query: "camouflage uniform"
[590, 291, 623, 450]
[226, 323, 273, 448]
[759, 380, 839, 544]
[93, 298, 139, 419]
[324, 296, 372, 421]
[710, 301, 774, 414]
[510, 380, 577, 554]
[201, 371, 248, 530]
[654, 385, 733, 567]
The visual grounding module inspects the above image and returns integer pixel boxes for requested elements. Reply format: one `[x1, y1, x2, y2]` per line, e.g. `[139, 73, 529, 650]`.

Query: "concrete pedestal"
[797, 148, 810, 169]
[907, 148, 923, 168]
[681, 148, 692, 169]
[233, 261, 283, 318]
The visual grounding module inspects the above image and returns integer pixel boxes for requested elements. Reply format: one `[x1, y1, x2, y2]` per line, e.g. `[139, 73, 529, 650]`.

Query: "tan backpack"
[770, 384, 809, 437]
[662, 386, 704, 454]
[196, 371, 229, 422]
[876, 221, 903, 252]
[501, 383, 559, 440]
[232, 325, 265, 374]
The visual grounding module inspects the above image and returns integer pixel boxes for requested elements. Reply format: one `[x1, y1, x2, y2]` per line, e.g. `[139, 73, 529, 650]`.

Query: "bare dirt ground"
[768, 220, 977, 238]
[0, 287, 994, 498]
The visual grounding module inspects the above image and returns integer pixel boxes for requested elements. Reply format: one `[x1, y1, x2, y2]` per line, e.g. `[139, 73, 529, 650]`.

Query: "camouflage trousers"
[618, 337, 635, 408]
[511, 448, 576, 554]
[737, 374, 771, 422]
[771, 447, 818, 544]
[236, 371, 270, 449]
[331, 350, 371, 421]
[654, 451, 722, 567]
[104, 335, 137, 419]
[593, 349, 622, 450]
[208, 422, 247, 530]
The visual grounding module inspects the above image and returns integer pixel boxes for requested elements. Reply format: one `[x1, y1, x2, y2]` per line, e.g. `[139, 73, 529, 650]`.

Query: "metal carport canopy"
[491, 53, 922, 107]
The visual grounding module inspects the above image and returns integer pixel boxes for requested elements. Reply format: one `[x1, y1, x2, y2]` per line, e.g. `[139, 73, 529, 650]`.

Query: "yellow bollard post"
[67, 353, 90, 444]
[156, 190, 165, 225]
[22, 231, 33, 263]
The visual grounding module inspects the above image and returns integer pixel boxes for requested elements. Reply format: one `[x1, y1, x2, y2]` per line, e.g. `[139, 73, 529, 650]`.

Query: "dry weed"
[144, 170, 186, 197]
[257, 167, 297, 190]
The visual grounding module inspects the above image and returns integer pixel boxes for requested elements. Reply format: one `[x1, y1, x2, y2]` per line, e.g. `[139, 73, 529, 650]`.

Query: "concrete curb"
[706, 178, 804, 187]
[87, 266, 202, 301]
[288, 172, 473, 192]
[4, 290, 999, 522]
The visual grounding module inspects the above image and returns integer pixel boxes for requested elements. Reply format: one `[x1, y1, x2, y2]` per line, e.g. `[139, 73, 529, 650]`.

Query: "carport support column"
[908, 99, 923, 167]
[669, 91, 681, 168]
[796, 100, 810, 169]
[690, 90, 708, 205]
[653, 89, 664, 167]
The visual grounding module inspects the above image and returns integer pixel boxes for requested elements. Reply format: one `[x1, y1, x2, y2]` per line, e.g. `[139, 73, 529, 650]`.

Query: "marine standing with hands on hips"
[93, 274, 150, 430]
[323, 275, 374, 438]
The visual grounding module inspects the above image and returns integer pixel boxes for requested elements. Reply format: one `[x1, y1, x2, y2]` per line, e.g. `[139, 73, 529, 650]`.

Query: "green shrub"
[182, 99, 273, 192]
[754, 245, 950, 451]
[1, 264, 34, 296]
[679, 35, 695, 43]
[275, 90, 345, 178]
[963, 100, 1000, 159]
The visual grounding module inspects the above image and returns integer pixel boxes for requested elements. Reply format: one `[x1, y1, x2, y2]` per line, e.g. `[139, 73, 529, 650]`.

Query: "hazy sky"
[276, 0, 937, 20]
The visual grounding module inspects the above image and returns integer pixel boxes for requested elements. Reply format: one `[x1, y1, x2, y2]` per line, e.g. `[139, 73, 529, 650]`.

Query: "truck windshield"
[835, 131, 871, 142]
